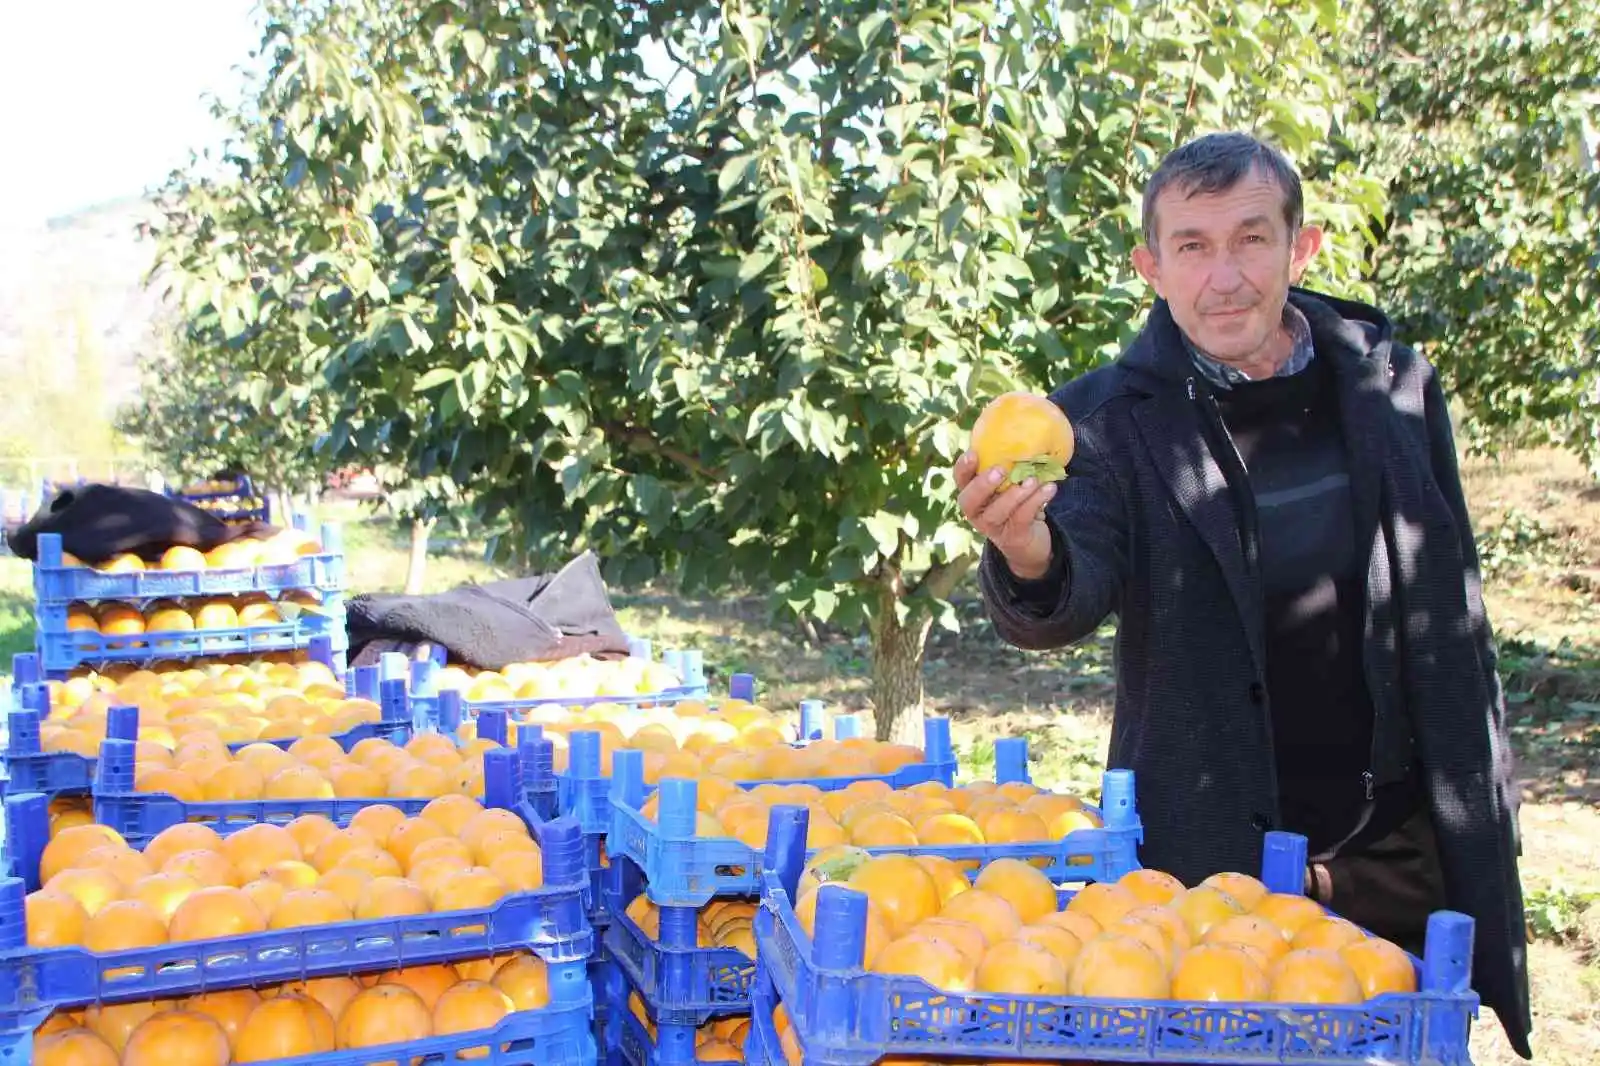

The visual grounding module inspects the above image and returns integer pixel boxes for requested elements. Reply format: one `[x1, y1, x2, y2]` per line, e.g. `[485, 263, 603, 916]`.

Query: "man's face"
[1131, 171, 1322, 366]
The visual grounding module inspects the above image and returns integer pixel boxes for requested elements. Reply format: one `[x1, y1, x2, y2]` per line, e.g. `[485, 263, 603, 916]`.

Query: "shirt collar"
[1184, 303, 1315, 390]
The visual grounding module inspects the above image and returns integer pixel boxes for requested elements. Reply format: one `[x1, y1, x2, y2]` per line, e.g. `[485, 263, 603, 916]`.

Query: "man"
[957, 132, 1531, 1056]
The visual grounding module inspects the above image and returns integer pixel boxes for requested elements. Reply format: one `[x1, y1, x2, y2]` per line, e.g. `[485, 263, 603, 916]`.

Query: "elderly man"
[956, 132, 1531, 1055]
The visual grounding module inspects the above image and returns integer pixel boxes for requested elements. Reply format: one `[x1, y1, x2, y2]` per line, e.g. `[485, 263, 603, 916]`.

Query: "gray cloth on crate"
[347, 551, 630, 669]
[979, 288, 1531, 1058]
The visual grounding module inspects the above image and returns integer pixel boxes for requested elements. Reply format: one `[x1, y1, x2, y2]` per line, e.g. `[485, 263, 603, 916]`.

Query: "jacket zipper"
[1188, 375, 1378, 813]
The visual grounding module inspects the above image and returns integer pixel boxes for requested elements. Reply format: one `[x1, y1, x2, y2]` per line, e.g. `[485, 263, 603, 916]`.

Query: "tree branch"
[912, 551, 976, 601]
[600, 420, 723, 480]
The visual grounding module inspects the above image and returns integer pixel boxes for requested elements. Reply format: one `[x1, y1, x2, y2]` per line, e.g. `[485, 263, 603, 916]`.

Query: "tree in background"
[149, 0, 1593, 738]
[1358, 0, 1600, 463]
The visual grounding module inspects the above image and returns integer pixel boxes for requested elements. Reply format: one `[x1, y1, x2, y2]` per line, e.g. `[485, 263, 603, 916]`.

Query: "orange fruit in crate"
[421, 794, 485, 835]
[45, 868, 122, 917]
[432, 980, 513, 1052]
[275, 975, 362, 1020]
[492, 955, 552, 1010]
[184, 987, 262, 1049]
[345, 804, 408, 841]
[1293, 917, 1367, 952]
[1037, 908, 1104, 945]
[976, 938, 1070, 995]
[846, 855, 940, 936]
[1252, 893, 1327, 938]
[380, 963, 461, 1010]
[146, 605, 195, 633]
[974, 859, 1056, 924]
[1268, 949, 1364, 1004]
[310, 829, 378, 873]
[1106, 915, 1181, 972]
[270, 888, 354, 929]
[1171, 943, 1271, 1001]
[123, 1010, 231, 1066]
[336, 984, 433, 1049]
[83, 899, 169, 952]
[126, 872, 200, 921]
[85, 1000, 160, 1054]
[136, 767, 204, 802]
[937, 889, 1021, 947]
[265, 764, 335, 800]
[284, 815, 341, 857]
[34, 1027, 119, 1066]
[233, 993, 336, 1061]
[98, 605, 147, 637]
[1066, 933, 1171, 998]
[356, 876, 432, 919]
[1202, 872, 1270, 911]
[332, 845, 404, 881]
[1014, 923, 1087, 971]
[1173, 885, 1246, 939]
[160, 546, 208, 570]
[432, 868, 508, 912]
[1123, 905, 1193, 954]
[387, 818, 449, 868]
[869, 933, 975, 991]
[1118, 868, 1187, 907]
[26, 890, 89, 946]
[1341, 937, 1418, 997]
[328, 764, 386, 798]
[489, 851, 544, 892]
[1066, 882, 1140, 930]
[191, 602, 240, 630]
[1204, 914, 1292, 966]
[406, 836, 474, 874]
[168, 886, 267, 941]
[222, 824, 303, 881]
[162, 848, 238, 888]
[912, 855, 970, 904]
[40, 824, 125, 884]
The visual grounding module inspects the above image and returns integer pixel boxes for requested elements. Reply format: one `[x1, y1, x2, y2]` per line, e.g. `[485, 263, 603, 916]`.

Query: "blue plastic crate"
[35, 600, 349, 675]
[2, 673, 412, 798]
[606, 739, 1139, 908]
[0, 969, 597, 1066]
[408, 650, 721, 734]
[171, 475, 271, 523]
[0, 752, 593, 1015]
[90, 707, 558, 843]
[557, 698, 945, 838]
[754, 810, 1479, 1066]
[602, 857, 755, 1024]
[613, 982, 744, 1066]
[31, 528, 345, 606]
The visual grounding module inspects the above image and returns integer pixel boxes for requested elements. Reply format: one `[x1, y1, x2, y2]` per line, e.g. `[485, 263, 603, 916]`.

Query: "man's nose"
[1208, 259, 1245, 292]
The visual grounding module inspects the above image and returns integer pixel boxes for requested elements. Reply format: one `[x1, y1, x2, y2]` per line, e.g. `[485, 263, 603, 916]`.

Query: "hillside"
[0, 195, 165, 479]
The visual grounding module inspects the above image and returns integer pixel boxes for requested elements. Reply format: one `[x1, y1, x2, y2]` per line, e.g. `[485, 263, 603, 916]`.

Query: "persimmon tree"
[155, 0, 1381, 739]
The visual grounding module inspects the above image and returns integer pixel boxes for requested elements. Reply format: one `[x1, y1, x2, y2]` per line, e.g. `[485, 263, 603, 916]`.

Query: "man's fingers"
[956, 465, 1008, 522]
[971, 475, 1039, 533]
[1001, 482, 1057, 537]
[952, 451, 978, 493]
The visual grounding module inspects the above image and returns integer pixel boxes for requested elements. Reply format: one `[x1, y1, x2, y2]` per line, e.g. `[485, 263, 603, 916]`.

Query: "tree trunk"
[869, 590, 935, 745]
[404, 517, 435, 594]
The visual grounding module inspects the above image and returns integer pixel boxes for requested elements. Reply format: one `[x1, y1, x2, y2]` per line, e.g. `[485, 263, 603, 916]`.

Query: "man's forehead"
[1152, 173, 1285, 231]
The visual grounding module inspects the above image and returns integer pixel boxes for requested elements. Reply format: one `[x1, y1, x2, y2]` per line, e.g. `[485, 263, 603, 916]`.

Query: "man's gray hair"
[1141, 133, 1304, 247]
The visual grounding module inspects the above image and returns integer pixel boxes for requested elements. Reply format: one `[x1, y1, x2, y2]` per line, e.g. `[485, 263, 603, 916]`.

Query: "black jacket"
[980, 289, 1531, 1056]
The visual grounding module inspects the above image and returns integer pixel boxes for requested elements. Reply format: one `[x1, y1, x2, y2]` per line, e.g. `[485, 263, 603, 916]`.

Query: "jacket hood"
[1119, 287, 1396, 388]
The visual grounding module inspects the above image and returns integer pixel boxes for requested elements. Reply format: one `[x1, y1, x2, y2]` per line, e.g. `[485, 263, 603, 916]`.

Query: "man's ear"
[1290, 224, 1324, 284]
[1131, 246, 1161, 297]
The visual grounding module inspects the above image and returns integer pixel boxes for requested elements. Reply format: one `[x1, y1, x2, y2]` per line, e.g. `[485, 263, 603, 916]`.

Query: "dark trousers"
[1305, 809, 1448, 955]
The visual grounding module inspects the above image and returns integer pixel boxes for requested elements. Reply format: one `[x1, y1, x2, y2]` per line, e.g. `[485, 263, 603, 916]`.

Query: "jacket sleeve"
[979, 408, 1128, 650]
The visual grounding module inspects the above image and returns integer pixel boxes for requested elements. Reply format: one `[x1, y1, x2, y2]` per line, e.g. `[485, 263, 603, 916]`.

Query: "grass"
[3, 450, 1598, 1062]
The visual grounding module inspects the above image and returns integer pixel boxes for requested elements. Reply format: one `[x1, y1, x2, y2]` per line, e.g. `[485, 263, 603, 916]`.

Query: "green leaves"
[1005, 459, 1068, 486]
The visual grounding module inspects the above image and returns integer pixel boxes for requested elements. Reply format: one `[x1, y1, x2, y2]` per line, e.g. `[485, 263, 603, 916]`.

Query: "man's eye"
[1178, 242, 1201, 253]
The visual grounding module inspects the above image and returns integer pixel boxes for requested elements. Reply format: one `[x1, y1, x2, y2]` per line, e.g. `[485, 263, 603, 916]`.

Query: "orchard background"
[1, 0, 1597, 1060]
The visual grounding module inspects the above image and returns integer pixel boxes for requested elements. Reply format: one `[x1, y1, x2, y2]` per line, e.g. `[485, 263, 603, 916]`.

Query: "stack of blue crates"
[170, 473, 271, 522]
[29, 519, 350, 678]
[0, 748, 600, 1065]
